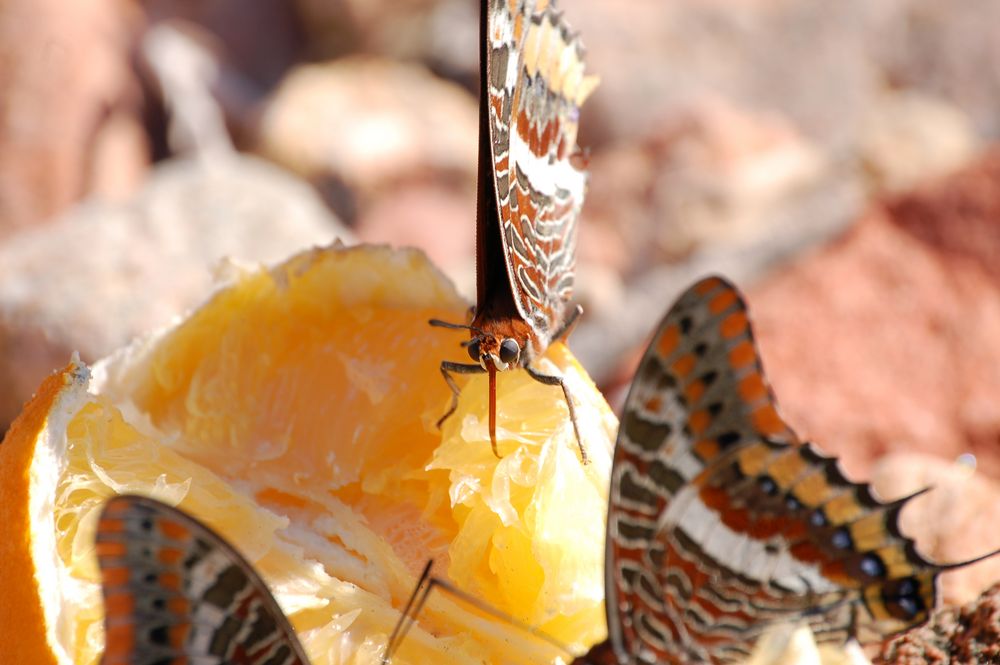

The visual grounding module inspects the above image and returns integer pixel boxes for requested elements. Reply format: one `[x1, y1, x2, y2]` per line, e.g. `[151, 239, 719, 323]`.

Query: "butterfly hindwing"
[96, 494, 309, 665]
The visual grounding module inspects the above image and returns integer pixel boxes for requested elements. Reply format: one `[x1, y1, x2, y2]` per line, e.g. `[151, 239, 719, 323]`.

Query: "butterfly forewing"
[96, 495, 309, 665]
[602, 276, 960, 664]
[483, 0, 596, 343]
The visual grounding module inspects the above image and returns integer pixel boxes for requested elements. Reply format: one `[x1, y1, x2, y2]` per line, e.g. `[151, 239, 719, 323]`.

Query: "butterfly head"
[467, 334, 520, 371]
[465, 318, 536, 372]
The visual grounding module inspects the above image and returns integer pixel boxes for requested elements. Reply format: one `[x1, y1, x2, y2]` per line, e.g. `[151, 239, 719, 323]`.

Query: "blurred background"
[2, 0, 1000, 605]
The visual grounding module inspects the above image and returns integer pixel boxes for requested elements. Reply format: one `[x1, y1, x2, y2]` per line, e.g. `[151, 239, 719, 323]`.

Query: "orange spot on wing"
[693, 438, 719, 460]
[167, 597, 190, 615]
[709, 290, 737, 314]
[159, 572, 181, 592]
[684, 381, 705, 404]
[720, 311, 748, 339]
[158, 519, 190, 541]
[103, 623, 135, 657]
[719, 505, 752, 533]
[751, 404, 787, 437]
[656, 324, 680, 357]
[168, 623, 191, 648]
[158, 547, 184, 566]
[644, 396, 663, 413]
[821, 560, 854, 587]
[101, 565, 130, 588]
[99, 518, 126, 533]
[738, 373, 768, 403]
[728, 340, 756, 369]
[671, 354, 696, 378]
[103, 591, 135, 617]
[688, 410, 710, 435]
[789, 541, 825, 565]
[694, 278, 723, 296]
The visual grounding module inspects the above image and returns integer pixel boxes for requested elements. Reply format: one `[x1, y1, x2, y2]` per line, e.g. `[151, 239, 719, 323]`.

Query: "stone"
[0, 0, 147, 238]
[0, 156, 351, 431]
[253, 58, 478, 224]
[860, 92, 977, 193]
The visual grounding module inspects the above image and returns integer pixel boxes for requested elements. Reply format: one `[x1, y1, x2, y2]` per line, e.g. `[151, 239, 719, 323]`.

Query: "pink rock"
[254, 58, 478, 219]
[355, 182, 475, 298]
[751, 151, 1000, 481]
[0, 0, 147, 238]
[0, 157, 349, 431]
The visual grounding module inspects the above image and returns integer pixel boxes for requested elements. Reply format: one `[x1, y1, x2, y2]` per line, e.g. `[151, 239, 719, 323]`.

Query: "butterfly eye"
[467, 340, 481, 362]
[499, 339, 520, 364]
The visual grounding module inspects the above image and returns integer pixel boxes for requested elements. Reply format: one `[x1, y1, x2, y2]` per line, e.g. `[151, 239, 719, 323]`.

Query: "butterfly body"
[433, 0, 596, 462]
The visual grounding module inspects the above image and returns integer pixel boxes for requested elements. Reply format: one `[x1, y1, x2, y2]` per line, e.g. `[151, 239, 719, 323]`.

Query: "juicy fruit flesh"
[10, 245, 616, 664]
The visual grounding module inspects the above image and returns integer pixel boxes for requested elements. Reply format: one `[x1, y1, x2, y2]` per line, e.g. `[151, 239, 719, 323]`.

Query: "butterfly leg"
[551, 304, 583, 343]
[525, 364, 588, 465]
[436, 361, 485, 429]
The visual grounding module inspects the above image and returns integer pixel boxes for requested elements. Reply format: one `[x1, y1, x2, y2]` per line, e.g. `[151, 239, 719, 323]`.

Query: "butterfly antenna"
[383, 560, 435, 664]
[428, 319, 485, 336]
[381, 561, 574, 662]
[421, 575, 574, 656]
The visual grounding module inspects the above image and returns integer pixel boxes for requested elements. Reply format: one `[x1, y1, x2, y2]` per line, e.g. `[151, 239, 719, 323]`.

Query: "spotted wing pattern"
[484, 0, 597, 340]
[602, 276, 952, 664]
[97, 494, 309, 665]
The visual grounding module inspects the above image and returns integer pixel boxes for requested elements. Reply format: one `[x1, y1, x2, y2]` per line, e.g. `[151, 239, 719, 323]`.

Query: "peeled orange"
[0, 244, 617, 665]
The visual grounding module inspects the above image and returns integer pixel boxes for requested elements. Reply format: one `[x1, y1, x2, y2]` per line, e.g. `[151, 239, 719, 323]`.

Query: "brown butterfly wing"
[480, 0, 596, 343]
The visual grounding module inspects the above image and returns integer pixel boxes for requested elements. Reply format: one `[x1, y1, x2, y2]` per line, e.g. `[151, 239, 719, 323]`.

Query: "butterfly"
[571, 275, 1000, 664]
[431, 0, 598, 463]
[96, 494, 310, 665]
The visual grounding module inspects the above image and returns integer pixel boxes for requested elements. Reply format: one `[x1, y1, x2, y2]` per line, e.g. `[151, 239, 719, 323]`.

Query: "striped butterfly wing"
[604, 276, 953, 664]
[480, 0, 597, 343]
[97, 495, 309, 665]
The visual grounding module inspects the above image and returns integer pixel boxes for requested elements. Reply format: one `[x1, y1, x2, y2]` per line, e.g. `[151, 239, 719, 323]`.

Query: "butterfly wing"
[481, 0, 596, 341]
[96, 494, 309, 665]
[605, 276, 947, 663]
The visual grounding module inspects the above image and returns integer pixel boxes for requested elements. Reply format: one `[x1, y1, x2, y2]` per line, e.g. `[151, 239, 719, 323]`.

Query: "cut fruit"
[0, 244, 616, 665]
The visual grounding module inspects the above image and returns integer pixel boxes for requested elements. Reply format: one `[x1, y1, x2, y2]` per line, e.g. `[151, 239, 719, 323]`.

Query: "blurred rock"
[860, 92, 977, 193]
[750, 149, 1000, 480]
[570, 0, 999, 152]
[570, 0, 884, 149]
[876, 582, 1000, 665]
[873, 0, 1000, 139]
[887, 149, 1000, 284]
[871, 453, 1000, 605]
[0, 0, 148, 238]
[586, 98, 827, 267]
[355, 182, 474, 299]
[0, 156, 351, 431]
[575, 100, 859, 385]
[141, 0, 302, 89]
[295, 0, 479, 82]
[254, 57, 478, 224]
